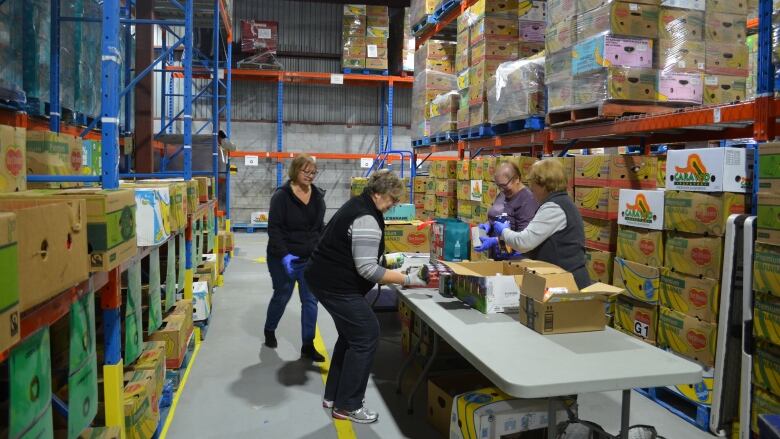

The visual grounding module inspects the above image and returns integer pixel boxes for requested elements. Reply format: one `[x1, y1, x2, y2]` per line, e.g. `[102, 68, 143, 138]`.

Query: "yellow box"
[481, 182, 498, 208]
[755, 292, 780, 346]
[457, 200, 474, 220]
[664, 190, 749, 236]
[432, 160, 458, 179]
[469, 16, 519, 46]
[703, 75, 748, 105]
[470, 160, 485, 180]
[616, 225, 664, 266]
[457, 160, 471, 181]
[425, 177, 437, 194]
[613, 257, 660, 304]
[471, 0, 520, 16]
[660, 268, 720, 323]
[435, 197, 457, 217]
[384, 222, 430, 253]
[575, 186, 620, 220]
[26, 130, 83, 188]
[456, 180, 472, 201]
[664, 232, 723, 279]
[0, 124, 26, 193]
[658, 306, 717, 367]
[482, 157, 497, 180]
[705, 43, 749, 76]
[414, 176, 430, 193]
[615, 296, 658, 343]
[435, 178, 457, 197]
[752, 389, 780, 434]
[583, 217, 617, 251]
[585, 249, 614, 284]
[753, 343, 780, 397]
[574, 154, 658, 189]
[424, 194, 436, 212]
[657, 155, 667, 188]
[754, 243, 780, 297]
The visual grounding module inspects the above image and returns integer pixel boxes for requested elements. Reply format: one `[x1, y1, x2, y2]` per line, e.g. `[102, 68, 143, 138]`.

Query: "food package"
[471, 0, 520, 16]
[703, 74, 748, 104]
[547, 0, 577, 25]
[572, 34, 654, 76]
[705, 43, 749, 76]
[487, 55, 546, 124]
[573, 67, 658, 106]
[658, 39, 706, 73]
[429, 91, 460, 134]
[576, 1, 659, 42]
[545, 48, 573, 83]
[659, 7, 704, 41]
[545, 17, 577, 54]
[411, 0, 438, 24]
[657, 71, 703, 104]
[704, 12, 747, 43]
[547, 79, 575, 111]
[470, 16, 520, 45]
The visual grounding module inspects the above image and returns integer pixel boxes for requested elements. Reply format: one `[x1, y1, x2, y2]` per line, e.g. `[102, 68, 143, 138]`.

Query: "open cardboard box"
[442, 260, 526, 314]
[520, 270, 624, 334]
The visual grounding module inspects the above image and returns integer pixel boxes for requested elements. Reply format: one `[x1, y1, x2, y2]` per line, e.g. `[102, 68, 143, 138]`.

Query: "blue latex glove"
[282, 254, 300, 278]
[478, 222, 492, 234]
[493, 219, 510, 237]
[474, 237, 498, 253]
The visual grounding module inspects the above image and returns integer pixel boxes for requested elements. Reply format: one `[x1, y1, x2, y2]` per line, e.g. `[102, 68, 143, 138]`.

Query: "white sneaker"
[332, 406, 379, 424]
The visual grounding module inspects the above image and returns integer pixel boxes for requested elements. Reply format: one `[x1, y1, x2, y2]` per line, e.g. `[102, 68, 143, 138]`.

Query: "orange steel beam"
[748, 17, 758, 29]
[219, 0, 233, 43]
[229, 150, 454, 161]
[416, 0, 480, 49]
[413, 143, 459, 154]
[230, 69, 413, 87]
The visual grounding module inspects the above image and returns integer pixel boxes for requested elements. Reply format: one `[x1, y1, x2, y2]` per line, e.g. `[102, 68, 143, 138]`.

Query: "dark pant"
[265, 255, 318, 344]
[313, 290, 380, 411]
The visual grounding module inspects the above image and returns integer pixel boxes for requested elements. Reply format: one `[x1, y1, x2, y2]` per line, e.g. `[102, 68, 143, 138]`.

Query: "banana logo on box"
[671, 153, 714, 188]
[622, 193, 655, 225]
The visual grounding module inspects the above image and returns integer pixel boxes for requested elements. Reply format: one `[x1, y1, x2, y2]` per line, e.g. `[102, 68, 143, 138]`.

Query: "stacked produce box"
[455, 159, 489, 225]
[342, 4, 390, 71]
[414, 175, 430, 220]
[431, 159, 458, 218]
[752, 142, 780, 433]
[487, 54, 546, 125]
[411, 0, 438, 29]
[413, 40, 457, 140]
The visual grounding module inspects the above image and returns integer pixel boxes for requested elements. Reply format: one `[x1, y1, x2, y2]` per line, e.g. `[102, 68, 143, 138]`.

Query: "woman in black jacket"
[265, 154, 327, 362]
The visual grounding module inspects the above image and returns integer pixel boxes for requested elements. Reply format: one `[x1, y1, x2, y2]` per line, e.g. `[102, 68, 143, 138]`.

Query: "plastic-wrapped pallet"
[411, 0, 437, 28]
[22, 0, 52, 111]
[0, 0, 24, 103]
[488, 55, 546, 125]
[429, 91, 460, 134]
[573, 67, 658, 106]
[413, 40, 457, 139]
[403, 7, 415, 72]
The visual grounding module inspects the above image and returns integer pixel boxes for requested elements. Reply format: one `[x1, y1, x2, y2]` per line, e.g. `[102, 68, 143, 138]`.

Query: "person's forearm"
[380, 269, 407, 285]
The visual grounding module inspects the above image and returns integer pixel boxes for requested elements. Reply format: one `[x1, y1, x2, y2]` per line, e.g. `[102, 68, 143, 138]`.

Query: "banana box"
[518, 42, 545, 58]
[664, 190, 749, 236]
[0, 124, 26, 193]
[457, 106, 470, 130]
[585, 249, 614, 284]
[703, 75, 747, 105]
[426, 177, 437, 194]
[547, 0, 577, 25]
[470, 159, 485, 180]
[705, 12, 747, 43]
[545, 17, 576, 54]
[431, 160, 457, 179]
[545, 156, 575, 189]
[659, 7, 704, 41]
[482, 157, 498, 180]
[456, 37, 470, 72]
[613, 257, 660, 304]
[614, 295, 659, 343]
[571, 35, 654, 76]
[575, 155, 658, 188]
[457, 160, 471, 181]
[758, 193, 780, 245]
[457, 180, 472, 201]
[618, 189, 665, 231]
[26, 130, 83, 188]
[385, 221, 431, 253]
[661, 0, 705, 10]
[424, 194, 436, 212]
[472, 203, 489, 223]
[753, 389, 780, 434]
[754, 342, 780, 397]
[657, 155, 667, 188]
[754, 243, 780, 297]
[435, 178, 457, 197]
[546, 49, 573, 84]
[0, 213, 18, 353]
[9, 328, 54, 439]
[469, 103, 489, 126]
[471, 0, 520, 17]
[706, 0, 747, 14]
[470, 40, 520, 62]
[755, 292, 780, 346]
[658, 39, 706, 73]
[123, 369, 159, 439]
[519, 0, 546, 21]
[413, 176, 430, 193]
[705, 43, 749, 76]
[584, 217, 618, 251]
[575, 186, 620, 220]
[547, 80, 575, 111]
[343, 4, 366, 16]
[660, 268, 719, 323]
[576, 1, 659, 41]
[414, 193, 426, 209]
[666, 364, 714, 406]
[519, 20, 545, 43]
[758, 143, 780, 193]
[664, 232, 723, 279]
[482, 182, 498, 208]
[666, 147, 753, 193]
[658, 71, 703, 104]
[470, 180, 483, 202]
[435, 197, 457, 218]
[617, 226, 664, 266]
[658, 306, 717, 367]
[469, 16, 519, 46]
[457, 200, 474, 220]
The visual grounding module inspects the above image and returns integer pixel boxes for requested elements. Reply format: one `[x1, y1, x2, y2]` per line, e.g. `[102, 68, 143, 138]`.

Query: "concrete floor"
[167, 233, 716, 439]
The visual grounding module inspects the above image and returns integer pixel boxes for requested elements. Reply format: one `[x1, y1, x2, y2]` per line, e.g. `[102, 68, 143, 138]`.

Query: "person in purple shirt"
[474, 161, 539, 259]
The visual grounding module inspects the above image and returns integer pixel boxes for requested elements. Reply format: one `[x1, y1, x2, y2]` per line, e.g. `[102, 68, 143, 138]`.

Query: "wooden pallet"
[547, 101, 684, 126]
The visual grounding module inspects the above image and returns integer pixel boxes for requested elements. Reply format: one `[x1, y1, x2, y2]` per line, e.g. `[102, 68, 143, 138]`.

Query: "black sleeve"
[267, 190, 291, 256]
[318, 197, 326, 234]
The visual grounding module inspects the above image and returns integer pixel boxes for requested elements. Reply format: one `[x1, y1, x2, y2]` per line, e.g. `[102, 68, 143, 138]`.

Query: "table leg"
[547, 398, 557, 439]
[620, 389, 631, 439]
[407, 330, 439, 414]
[395, 327, 422, 395]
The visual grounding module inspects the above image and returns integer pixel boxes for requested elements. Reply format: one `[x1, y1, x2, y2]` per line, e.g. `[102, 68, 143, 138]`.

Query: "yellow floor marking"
[159, 329, 203, 439]
[314, 325, 358, 439]
[254, 256, 267, 264]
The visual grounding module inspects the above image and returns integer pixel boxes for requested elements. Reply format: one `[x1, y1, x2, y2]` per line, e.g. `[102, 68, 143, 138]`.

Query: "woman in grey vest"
[493, 159, 592, 288]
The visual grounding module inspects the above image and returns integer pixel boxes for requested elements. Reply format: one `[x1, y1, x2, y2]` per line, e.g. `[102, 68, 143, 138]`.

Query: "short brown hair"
[496, 161, 521, 182]
[527, 159, 568, 193]
[366, 169, 405, 199]
[288, 154, 317, 181]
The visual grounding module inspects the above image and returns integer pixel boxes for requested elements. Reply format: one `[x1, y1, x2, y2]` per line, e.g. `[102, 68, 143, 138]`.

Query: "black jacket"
[266, 181, 326, 259]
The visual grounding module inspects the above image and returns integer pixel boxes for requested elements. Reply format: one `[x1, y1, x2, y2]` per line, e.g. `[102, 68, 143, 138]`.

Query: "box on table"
[658, 305, 717, 367]
[123, 369, 160, 439]
[573, 67, 658, 106]
[0, 199, 88, 311]
[576, 1, 659, 41]
[385, 221, 430, 253]
[520, 269, 623, 334]
[659, 7, 704, 41]
[664, 190, 749, 236]
[665, 147, 753, 193]
[658, 71, 703, 104]
[617, 189, 665, 231]
[758, 143, 780, 193]
[427, 372, 494, 437]
[575, 186, 620, 220]
[753, 243, 780, 297]
[614, 295, 659, 343]
[444, 260, 525, 313]
[660, 268, 719, 323]
[0, 212, 18, 353]
[584, 216, 618, 251]
[450, 387, 571, 439]
[571, 35, 654, 76]
[585, 249, 615, 284]
[616, 225, 664, 266]
[574, 155, 658, 189]
[613, 256, 660, 304]
[0, 124, 26, 193]
[758, 193, 780, 246]
[705, 43, 749, 76]
[664, 231, 723, 279]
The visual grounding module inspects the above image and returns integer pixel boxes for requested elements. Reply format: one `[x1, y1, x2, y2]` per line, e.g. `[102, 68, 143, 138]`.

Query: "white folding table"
[394, 288, 703, 439]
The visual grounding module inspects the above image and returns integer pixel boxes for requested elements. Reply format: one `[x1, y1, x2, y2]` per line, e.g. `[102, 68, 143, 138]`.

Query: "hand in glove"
[282, 254, 300, 278]
[474, 236, 498, 253]
[493, 219, 510, 237]
[403, 267, 428, 287]
[478, 222, 492, 234]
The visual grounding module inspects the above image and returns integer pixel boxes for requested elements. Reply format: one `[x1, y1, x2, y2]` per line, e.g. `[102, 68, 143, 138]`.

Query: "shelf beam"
[415, 0, 480, 49]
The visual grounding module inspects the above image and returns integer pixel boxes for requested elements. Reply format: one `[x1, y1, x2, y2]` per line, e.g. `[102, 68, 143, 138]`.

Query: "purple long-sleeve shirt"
[487, 187, 538, 234]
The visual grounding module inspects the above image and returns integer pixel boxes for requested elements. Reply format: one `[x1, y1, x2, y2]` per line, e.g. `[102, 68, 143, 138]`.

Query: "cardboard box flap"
[442, 260, 526, 277]
[521, 271, 580, 302]
[506, 259, 563, 272]
[581, 282, 624, 297]
[0, 198, 84, 232]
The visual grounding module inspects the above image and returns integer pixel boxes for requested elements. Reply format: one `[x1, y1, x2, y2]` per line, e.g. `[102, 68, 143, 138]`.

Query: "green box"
[758, 193, 780, 245]
[0, 212, 19, 353]
[68, 360, 98, 439]
[70, 291, 96, 372]
[10, 328, 53, 438]
[759, 143, 780, 191]
[754, 243, 780, 296]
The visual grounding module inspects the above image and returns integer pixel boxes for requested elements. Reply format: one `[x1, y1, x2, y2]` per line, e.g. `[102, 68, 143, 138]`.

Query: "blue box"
[572, 34, 654, 76]
[384, 203, 416, 221]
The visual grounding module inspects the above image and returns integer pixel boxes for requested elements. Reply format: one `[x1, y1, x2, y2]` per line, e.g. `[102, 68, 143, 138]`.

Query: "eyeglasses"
[300, 169, 318, 177]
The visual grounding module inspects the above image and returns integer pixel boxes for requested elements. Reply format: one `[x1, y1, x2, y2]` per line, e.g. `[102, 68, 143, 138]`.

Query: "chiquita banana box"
[753, 389, 780, 434]
[754, 243, 780, 297]
[575, 186, 620, 220]
[664, 232, 724, 279]
[664, 190, 749, 236]
[617, 225, 664, 266]
[613, 256, 660, 303]
[584, 217, 618, 251]
[755, 292, 780, 346]
[660, 268, 720, 323]
[754, 342, 780, 398]
[658, 306, 717, 367]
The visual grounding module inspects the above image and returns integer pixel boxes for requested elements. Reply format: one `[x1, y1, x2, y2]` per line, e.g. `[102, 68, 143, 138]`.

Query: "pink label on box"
[519, 21, 546, 43]
[603, 37, 653, 69]
[659, 72, 703, 104]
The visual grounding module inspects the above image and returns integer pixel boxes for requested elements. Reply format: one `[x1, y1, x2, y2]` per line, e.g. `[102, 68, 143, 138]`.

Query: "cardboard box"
[753, 343, 780, 398]
[547, 80, 575, 111]
[470, 16, 519, 45]
[432, 160, 458, 179]
[659, 7, 704, 41]
[481, 182, 498, 208]
[583, 217, 618, 251]
[26, 130, 83, 187]
[706, 0, 747, 14]
[444, 260, 525, 313]
[705, 12, 747, 43]
[435, 196, 457, 218]
[123, 369, 160, 439]
[350, 176, 368, 197]
[666, 147, 753, 193]
[545, 17, 576, 54]
[572, 35, 654, 76]
[384, 203, 415, 222]
[457, 180, 471, 201]
[519, 0, 546, 21]
[658, 39, 706, 73]
[658, 71, 703, 104]
[470, 160, 485, 181]
[470, 39, 519, 62]
[658, 306, 717, 367]
[130, 341, 166, 416]
[617, 189, 665, 231]
[664, 232, 723, 279]
[575, 186, 620, 220]
[664, 190, 749, 236]
[149, 314, 190, 369]
[132, 187, 171, 247]
[8, 328, 53, 439]
[0, 199, 88, 311]
[657, 156, 667, 188]
[384, 221, 430, 253]
[0, 124, 26, 193]
[754, 292, 780, 346]
[519, 20, 545, 43]
[613, 257, 660, 304]
[585, 249, 614, 284]
[427, 372, 494, 437]
[614, 295, 659, 342]
[217, 231, 234, 253]
[661, 0, 705, 10]
[616, 225, 664, 266]
[758, 143, 780, 193]
[660, 268, 719, 323]
[424, 194, 436, 212]
[450, 387, 570, 439]
[575, 155, 658, 189]
[705, 43, 749, 76]
[547, 0, 577, 23]
[520, 271, 622, 334]
[753, 389, 780, 434]
[758, 193, 780, 245]
[576, 1, 659, 41]
[414, 176, 430, 193]
[753, 243, 780, 297]
[0, 212, 19, 353]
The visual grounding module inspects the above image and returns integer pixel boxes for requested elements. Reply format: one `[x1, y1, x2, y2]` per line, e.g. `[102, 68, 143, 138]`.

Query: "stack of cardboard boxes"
[487, 55, 546, 125]
[403, 7, 415, 73]
[413, 175, 429, 220]
[342, 4, 390, 71]
[411, 0, 437, 28]
[751, 142, 780, 433]
[413, 40, 457, 140]
[430, 159, 458, 218]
